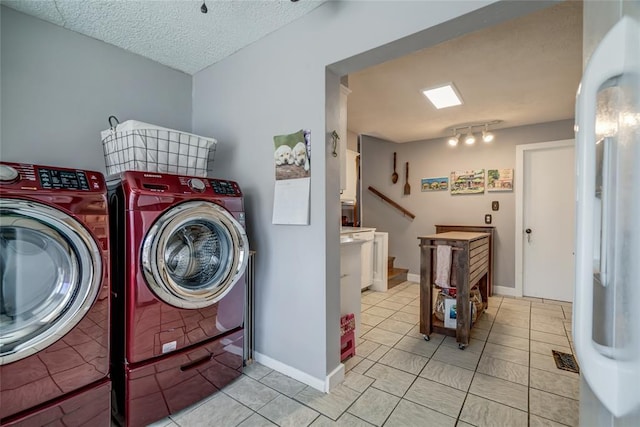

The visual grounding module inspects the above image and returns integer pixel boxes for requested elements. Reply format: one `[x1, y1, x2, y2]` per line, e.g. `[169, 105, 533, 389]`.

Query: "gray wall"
[192, 0, 555, 384]
[0, 0, 563, 389]
[347, 130, 358, 152]
[361, 119, 575, 290]
[192, 0, 500, 383]
[0, 7, 192, 174]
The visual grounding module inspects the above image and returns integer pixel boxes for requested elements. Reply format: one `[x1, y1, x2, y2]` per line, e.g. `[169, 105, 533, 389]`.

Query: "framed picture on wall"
[421, 176, 448, 191]
[487, 168, 514, 191]
[450, 169, 485, 194]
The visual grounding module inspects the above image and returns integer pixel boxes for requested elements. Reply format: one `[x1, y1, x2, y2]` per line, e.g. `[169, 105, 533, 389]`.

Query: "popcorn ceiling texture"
[3, 0, 326, 75]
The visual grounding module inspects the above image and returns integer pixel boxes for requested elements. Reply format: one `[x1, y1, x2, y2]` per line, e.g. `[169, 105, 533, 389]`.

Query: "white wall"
[361, 120, 575, 290]
[0, 7, 192, 174]
[192, 0, 556, 386]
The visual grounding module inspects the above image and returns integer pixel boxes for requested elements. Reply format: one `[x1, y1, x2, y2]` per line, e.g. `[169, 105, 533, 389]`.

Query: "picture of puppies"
[292, 141, 309, 172]
[274, 144, 293, 166]
[273, 130, 311, 180]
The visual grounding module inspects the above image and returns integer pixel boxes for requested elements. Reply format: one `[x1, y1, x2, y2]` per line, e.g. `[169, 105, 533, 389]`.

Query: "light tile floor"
[150, 281, 579, 427]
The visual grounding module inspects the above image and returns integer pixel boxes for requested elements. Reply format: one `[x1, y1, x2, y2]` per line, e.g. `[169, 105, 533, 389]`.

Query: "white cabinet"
[342, 227, 375, 290]
[338, 84, 351, 193]
[353, 231, 374, 289]
[372, 232, 389, 292]
[340, 239, 363, 340]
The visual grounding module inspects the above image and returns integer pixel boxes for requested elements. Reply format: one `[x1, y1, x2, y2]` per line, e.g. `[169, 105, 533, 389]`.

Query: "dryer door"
[0, 199, 102, 365]
[142, 200, 249, 309]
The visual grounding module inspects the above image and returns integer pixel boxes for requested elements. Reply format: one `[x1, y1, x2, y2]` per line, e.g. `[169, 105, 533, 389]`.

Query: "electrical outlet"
[485, 214, 492, 224]
[492, 201, 499, 211]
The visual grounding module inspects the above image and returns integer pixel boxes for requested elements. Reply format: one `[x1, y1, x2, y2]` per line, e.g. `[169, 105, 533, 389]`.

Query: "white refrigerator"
[574, 1, 640, 426]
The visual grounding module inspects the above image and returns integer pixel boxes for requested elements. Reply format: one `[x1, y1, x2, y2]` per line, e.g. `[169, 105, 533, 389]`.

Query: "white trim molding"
[493, 285, 520, 297]
[407, 273, 420, 283]
[515, 139, 574, 299]
[326, 364, 345, 392]
[253, 351, 344, 393]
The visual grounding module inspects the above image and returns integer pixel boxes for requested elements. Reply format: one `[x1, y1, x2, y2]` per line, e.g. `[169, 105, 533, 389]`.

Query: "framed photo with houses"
[487, 168, 514, 191]
[421, 176, 448, 192]
[450, 169, 485, 194]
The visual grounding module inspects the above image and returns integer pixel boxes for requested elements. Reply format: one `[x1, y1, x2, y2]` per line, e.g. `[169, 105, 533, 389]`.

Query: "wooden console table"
[435, 225, 495, 296]
[418, 231, 490, 348]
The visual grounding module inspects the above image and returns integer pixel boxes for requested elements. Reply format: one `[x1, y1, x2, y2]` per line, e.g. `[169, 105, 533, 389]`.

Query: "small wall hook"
[331, 131, 339, 157]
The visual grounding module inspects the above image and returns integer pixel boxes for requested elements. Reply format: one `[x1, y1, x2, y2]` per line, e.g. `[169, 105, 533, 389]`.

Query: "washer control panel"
[38, 168, 91, 190]
[209, 179, 241, 196]
[0, 162, 104, 191]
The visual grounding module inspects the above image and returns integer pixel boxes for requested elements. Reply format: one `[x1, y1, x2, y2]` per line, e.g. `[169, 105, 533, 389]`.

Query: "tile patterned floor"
[149, 282, 579, 427]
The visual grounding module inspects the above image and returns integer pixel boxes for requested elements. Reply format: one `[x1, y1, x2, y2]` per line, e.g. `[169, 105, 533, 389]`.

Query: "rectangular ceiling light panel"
[422, 83, 463, 109]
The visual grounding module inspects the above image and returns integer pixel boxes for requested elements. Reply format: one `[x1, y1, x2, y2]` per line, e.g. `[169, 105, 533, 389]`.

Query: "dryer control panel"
[209, 179, 242, 197]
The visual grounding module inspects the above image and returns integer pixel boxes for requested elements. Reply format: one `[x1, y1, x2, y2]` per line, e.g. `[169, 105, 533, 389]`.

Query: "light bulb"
[482, 124, 494, 143]
[447, 131, 460, 146]
[482, 130, 494, 143]
[464, 129, 475, 145]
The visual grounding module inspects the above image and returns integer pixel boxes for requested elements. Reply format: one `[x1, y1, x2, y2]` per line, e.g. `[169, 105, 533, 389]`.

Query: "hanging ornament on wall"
[200, 1, 208, 14]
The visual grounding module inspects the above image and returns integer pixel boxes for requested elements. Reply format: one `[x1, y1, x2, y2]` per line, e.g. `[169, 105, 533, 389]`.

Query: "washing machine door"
[141, 200, 249, 309]
[0, 199, 102, 365]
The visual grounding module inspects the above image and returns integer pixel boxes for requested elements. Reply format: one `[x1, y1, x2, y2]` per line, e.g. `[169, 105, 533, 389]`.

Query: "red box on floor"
[340, 314, 356, 362]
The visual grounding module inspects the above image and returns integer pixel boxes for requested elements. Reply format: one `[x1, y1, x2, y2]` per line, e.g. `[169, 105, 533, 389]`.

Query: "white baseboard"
[326, 364, 345, 392]
[493, 285, 521, 297]
[253, 351, 341, 393]
[407, 273, 420, 283]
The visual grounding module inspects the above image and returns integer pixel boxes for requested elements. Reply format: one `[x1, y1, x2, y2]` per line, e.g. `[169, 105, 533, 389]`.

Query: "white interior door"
[521, 141, 575, 301]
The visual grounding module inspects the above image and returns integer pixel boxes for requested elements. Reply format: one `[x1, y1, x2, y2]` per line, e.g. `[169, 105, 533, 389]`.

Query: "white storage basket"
[101, 116, 216, 178]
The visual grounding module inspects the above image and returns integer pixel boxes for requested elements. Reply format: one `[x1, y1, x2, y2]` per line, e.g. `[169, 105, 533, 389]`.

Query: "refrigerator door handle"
[575, 16, 640, 418]
[595, 136, 614, 289]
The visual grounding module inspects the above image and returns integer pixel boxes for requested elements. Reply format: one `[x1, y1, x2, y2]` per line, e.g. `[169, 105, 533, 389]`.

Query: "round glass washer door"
[141, 200, 249, 309]
[0, 199, 102, 365]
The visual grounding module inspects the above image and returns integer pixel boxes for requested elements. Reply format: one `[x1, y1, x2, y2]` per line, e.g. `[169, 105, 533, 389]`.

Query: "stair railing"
[367, 186, 416, 219]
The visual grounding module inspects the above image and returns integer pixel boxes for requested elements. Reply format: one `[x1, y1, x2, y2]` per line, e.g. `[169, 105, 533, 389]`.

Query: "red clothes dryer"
[109, 171, 249, 427]
[0, 162, 111, 426]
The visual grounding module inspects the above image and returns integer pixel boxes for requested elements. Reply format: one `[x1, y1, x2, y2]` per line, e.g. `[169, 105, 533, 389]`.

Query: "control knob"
[188, 178, 206, 192]
[0, 165, 19, 184]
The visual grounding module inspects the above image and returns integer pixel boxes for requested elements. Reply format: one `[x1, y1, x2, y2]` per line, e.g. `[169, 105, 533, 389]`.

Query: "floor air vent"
[552, 350, 580, 374]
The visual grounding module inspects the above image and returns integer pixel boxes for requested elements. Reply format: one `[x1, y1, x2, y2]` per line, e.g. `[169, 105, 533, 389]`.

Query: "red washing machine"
[0, 162, 111, 426]
[109, 171, 249, 427]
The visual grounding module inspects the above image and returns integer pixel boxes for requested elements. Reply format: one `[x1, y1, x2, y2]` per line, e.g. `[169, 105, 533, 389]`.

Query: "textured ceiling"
[3, 1, 583, 143]
[347, 1, 583, 143]
[2, 0, 326, 75]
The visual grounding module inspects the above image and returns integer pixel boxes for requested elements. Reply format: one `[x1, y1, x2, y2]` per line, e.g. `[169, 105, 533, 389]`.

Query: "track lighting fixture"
[448, 130, 460, 146]
[464, 127, 476, 145]
[446, 120, 501, 147]
[482, 123, 494, 143]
